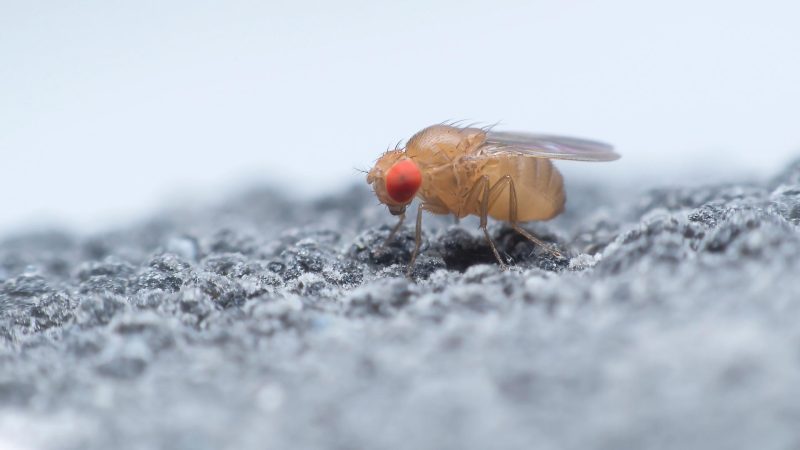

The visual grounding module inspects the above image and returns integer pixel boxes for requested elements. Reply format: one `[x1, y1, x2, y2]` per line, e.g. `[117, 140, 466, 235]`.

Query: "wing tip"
[600, 150, 621, 162]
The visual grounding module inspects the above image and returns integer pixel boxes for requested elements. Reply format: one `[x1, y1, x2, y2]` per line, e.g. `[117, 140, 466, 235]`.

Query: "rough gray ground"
[3, 160, 800, 450]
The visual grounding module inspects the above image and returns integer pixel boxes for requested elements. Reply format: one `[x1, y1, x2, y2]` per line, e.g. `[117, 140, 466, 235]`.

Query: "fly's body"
[405, 125, 565, 222]
[366, 123, 619, 274]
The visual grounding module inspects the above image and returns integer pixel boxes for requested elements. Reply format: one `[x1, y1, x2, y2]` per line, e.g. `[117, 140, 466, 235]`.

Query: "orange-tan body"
[366, 123, 617, 275]
[403, 125, 565, 222]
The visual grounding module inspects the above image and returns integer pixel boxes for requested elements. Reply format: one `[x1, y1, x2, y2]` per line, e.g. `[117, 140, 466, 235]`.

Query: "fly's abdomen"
[483, 156, 565, 222]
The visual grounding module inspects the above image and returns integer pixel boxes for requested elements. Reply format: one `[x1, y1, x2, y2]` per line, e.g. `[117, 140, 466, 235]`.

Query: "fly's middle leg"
[472, 176, 507, 269]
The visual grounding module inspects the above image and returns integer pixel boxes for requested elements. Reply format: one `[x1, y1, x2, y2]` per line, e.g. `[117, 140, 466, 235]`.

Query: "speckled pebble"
[2, 162, 800, 450]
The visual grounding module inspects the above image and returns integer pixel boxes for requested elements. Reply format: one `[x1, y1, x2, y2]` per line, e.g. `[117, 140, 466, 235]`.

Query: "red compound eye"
[385, 159, 422, 203]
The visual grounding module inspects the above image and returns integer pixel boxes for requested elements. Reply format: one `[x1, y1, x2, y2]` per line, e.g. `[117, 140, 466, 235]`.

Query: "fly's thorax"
[413, 156, 490, 217]
[417, 164, 454, 205]
[405, 124, 487, 165]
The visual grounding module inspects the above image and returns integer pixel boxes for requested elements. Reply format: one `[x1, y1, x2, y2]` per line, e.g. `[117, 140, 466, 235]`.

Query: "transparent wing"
[483, 130, 619, 161]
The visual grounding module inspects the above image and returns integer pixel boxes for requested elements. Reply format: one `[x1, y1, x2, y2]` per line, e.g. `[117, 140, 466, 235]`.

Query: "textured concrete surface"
[2, 160, 800, 450]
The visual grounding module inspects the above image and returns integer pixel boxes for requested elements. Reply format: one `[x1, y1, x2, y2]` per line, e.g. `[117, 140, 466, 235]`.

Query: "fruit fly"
[366, 123, 620, 274]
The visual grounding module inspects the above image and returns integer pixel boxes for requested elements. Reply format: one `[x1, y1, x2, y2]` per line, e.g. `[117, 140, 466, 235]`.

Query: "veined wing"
[482, 130, 619, 162]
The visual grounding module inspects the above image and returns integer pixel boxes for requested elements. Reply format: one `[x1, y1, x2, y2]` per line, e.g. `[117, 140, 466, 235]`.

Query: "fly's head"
[367, 150, 422, 216]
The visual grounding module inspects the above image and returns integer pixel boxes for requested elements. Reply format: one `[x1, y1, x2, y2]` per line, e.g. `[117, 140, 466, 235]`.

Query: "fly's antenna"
[353, 167, 369, 174]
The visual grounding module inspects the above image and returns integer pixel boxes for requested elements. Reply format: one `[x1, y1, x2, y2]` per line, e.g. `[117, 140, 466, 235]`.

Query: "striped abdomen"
[459, 155, 565, 222]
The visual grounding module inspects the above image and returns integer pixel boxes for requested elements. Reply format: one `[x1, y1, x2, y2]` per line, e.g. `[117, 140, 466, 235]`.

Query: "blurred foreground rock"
[2, 161, 800, 450]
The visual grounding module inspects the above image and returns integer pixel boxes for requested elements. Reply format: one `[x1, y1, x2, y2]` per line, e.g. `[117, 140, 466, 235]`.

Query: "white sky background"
[1, 0, 799, 236]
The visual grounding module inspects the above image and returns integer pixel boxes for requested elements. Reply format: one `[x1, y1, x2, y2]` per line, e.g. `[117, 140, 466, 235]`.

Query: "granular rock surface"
[3, 161, 800, 450]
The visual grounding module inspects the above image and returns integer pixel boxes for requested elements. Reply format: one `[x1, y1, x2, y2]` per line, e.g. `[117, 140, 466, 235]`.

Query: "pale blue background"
[1, 0, 799, 234]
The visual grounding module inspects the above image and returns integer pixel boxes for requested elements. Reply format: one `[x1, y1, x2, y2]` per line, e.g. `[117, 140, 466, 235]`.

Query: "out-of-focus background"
[2, 0, 799, 235]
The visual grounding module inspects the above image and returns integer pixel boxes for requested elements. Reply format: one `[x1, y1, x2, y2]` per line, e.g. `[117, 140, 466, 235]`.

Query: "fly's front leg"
[406, 201, 449, 277]
[506, 177, 562, 258]
[382, 213, 405, 247]
[407, 203, 425, 277]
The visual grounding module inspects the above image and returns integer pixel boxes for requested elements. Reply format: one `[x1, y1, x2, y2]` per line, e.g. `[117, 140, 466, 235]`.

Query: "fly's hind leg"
[511, 224, 562, 258]
[504, 177, 562, 258]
